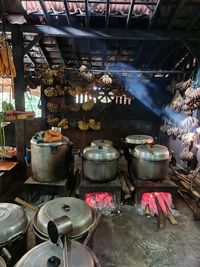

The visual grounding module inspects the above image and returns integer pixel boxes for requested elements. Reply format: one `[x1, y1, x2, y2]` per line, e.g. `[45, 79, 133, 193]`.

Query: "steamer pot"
[0, 203, 30, 267]
[33, 197, 94, 244]
[131, 144, 170, 180]
[31, 134, 73, 183]
[15, 240, 96, 267]
[82, 145, 120, 182]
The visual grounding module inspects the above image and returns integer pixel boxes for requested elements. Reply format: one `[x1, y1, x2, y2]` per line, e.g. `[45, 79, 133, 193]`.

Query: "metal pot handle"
[1, 247, 12, 263]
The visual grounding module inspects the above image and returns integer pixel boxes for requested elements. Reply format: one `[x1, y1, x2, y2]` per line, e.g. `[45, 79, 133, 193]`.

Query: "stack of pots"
[15, 239, 97, 267]
[30, 133, 73, 183]
[82, 145, 120, 182]
[130, 144, 171, 180]
[0, 203, 30, 267]
[33, 197, 95, 244]
[122, 135, 154, 172]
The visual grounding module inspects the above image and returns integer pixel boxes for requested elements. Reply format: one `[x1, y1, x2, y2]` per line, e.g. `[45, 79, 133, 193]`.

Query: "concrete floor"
[25, 199, 200, 267]
[92, 201, 200, 267]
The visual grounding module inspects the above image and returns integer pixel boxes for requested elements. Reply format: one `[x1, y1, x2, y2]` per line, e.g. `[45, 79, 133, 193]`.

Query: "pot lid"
[83, 145, 119, 161]
[34, 197, 93, 239]
[0, 257, 6, 267]
[15, 240, 95, 267]
[133, 144, 170, 161]
[0, 203, 30, 246]
[125, 135, 153, 144]
[91, 139, 113, 147]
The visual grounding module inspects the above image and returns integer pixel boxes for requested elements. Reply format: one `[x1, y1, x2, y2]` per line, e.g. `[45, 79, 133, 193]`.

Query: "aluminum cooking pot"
[91, 139, 113, 147]
[130, 144, 170, 180]
[0, 203, 30, 267]
[82, 145, 120, 182]
[31, 134, 73, 183]
[15, 240, 96, 267]
[125, 135, 154, 145]
[33, 197, 94, 243]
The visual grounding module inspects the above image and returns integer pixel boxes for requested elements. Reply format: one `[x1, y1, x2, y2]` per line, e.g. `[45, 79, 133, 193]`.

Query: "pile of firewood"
[169, 166, 200, 215]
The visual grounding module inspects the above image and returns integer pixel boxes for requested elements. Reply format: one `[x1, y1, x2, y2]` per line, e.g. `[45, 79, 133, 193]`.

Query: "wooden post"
[12, 27, 25, 163]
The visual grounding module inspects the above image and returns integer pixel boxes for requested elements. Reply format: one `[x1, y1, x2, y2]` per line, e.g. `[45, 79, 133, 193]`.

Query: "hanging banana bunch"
[0, 36, 16, 78]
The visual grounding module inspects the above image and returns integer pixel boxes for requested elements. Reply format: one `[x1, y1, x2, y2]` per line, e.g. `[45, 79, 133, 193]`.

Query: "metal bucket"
[30, 136, 73, 183]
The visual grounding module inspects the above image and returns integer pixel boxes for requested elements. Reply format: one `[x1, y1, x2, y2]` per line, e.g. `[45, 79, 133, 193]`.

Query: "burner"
[134, 179, 178, 208]
[79, 175, 122, 214]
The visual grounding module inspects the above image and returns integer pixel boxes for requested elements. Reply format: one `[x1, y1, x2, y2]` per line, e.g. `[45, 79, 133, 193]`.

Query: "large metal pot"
[131, 144, 170, 180]
[33, 197, 95, 244]
[0, 203, 30, 267]
[82, 145, 120, 182]
[91, 139, 113, 147]
[31, 134, 73, 183]
[15, 240, 97, 267]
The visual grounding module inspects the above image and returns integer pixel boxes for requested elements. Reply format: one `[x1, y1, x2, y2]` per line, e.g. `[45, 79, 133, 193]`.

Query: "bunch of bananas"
[82, 100, 94, 111]
[68, 104, 80, 112]
[78, 121, 89, 131]
[47, 116, 60, 126]
[89, 119, 101, 130]
[58, 118, 68, 129]
[0, 37, 16, 78]
[2, 101, 15, 112]
[44, 86, 65, 97]
[47, 102, 59, 112]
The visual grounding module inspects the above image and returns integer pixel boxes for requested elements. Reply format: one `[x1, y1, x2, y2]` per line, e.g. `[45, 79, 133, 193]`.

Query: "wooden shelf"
[3, 112, 35, 122]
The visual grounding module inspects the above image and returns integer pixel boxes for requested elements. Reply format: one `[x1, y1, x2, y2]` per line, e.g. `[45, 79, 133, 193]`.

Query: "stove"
[78, 175, 122, 214]
[134, 179, 178, 208]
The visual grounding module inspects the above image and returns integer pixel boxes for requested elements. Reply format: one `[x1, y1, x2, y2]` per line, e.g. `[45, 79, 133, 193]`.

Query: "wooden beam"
[38, 39, 51, 65]
[12, 27, 25, 163]
[2, 24, 200, 41]
[157, 47, 175, 69]
[148, 0, 162, 29]
[62, 0, 71, 25]
[105, 0, 110, 28]
[146, 42, 160, 69]
[85, 0, 89, 28]
[23, 34, 42, 56]
[186, 12, 200, 31]
[183, 40, 200, 64]
[134, 41, 143, 66]
[55, 38, 66, 64]
[26, 53, 36, 66]
[167, 0, 187, 30]
[38, 0, 51, 24]
[126, 0, 136, 28]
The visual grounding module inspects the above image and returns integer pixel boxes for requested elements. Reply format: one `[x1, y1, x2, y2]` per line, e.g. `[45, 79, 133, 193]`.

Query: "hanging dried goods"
[82, 100, 95, 111]
[88, 119, 101, 130]
[180, 117, 199, 128]
[47, 102, 59, 112]
[68, 103, 80, 112]
[0, 36, 16, 78]
[46, 115, 59, 126]
[100, 74, 112, 85]
[58, 118, 68, 129]
[78, 120, 89, 131]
